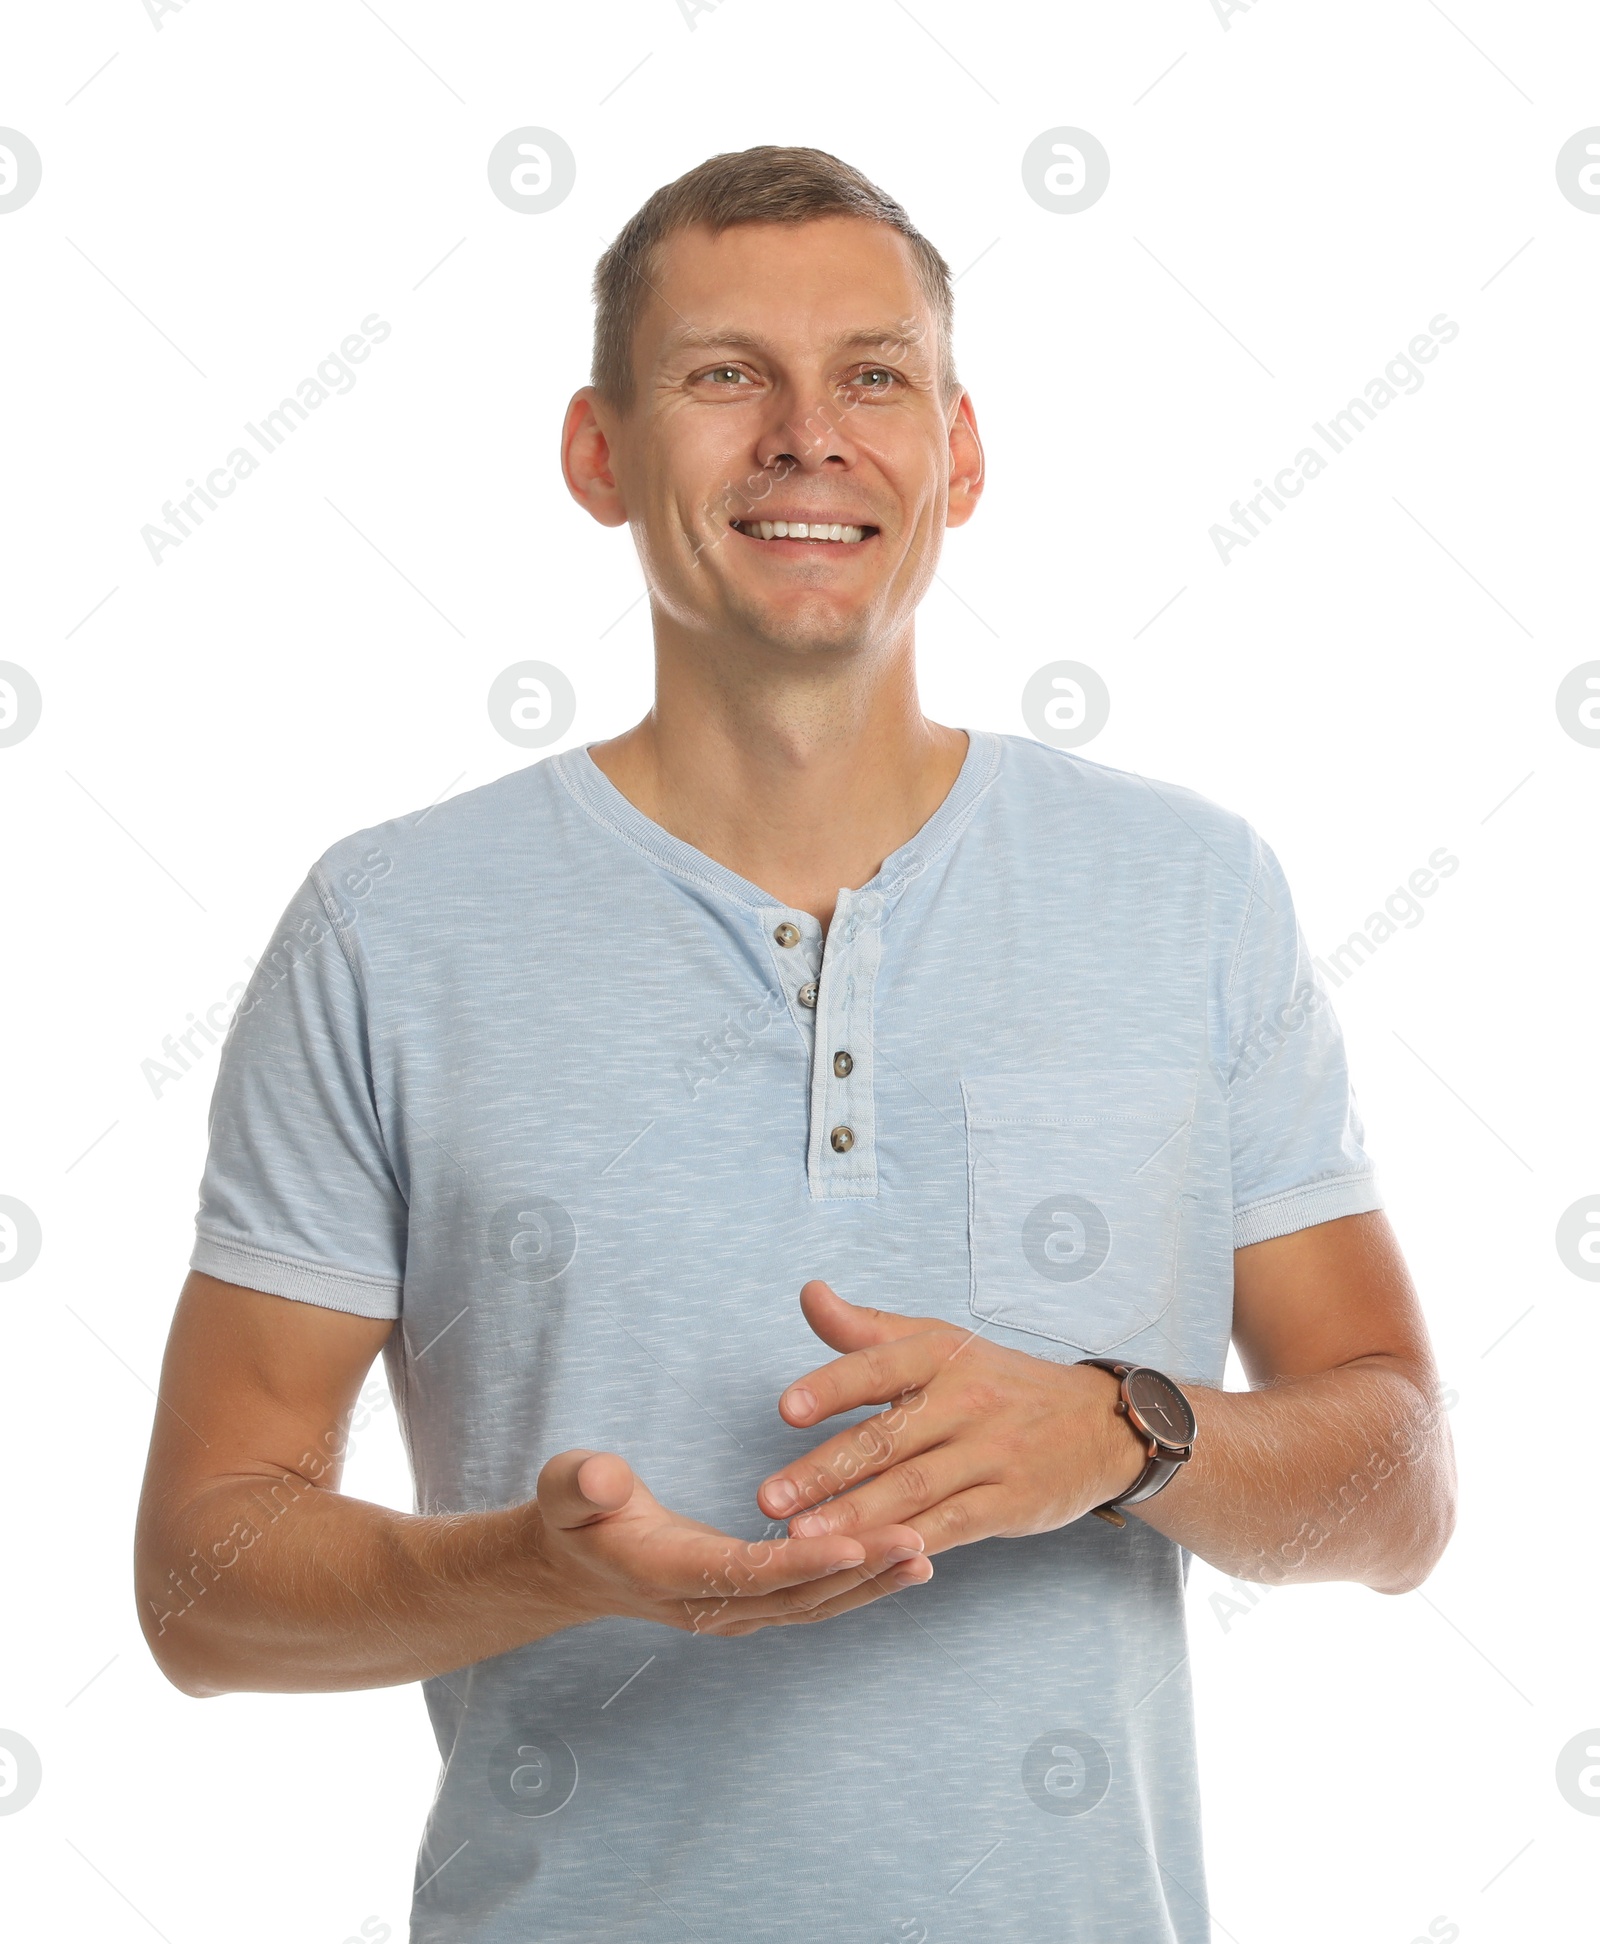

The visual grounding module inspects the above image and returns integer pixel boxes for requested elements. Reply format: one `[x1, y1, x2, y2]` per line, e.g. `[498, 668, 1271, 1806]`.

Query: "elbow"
[157, 1660, 224, 1701]
[1369, 1450, 1459, 1596]
[137, 1601, 225, 1698]
[134, 1559, 230, 1698]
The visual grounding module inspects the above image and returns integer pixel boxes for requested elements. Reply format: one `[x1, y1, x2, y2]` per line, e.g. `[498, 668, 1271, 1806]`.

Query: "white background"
[3, 2, 1597, 1940]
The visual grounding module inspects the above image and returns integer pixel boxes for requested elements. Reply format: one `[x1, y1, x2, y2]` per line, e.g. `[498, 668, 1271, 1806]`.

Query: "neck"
[586, 616, 968, 930]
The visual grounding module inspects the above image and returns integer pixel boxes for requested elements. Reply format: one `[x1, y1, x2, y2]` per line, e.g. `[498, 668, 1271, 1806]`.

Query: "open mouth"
[729, 519, 876, 545]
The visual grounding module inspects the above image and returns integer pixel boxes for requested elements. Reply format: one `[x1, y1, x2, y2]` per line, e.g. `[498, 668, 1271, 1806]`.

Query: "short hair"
[591, 145, 957, 412]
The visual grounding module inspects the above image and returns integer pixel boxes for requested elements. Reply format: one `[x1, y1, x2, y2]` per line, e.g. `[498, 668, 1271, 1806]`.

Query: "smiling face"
[566, 216, 983, 665]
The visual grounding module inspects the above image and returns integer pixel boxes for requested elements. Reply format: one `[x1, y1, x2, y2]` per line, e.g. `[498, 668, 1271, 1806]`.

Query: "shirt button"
[833, 1051, 853, 1077]
[773, 922, 801, 948]
[798, 982, 818, 1009]
[829, 1125, 855, 1153]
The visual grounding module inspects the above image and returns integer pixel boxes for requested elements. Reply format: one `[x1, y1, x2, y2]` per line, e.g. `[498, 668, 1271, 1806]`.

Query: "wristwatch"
[1080, 1359, 1197, 1528]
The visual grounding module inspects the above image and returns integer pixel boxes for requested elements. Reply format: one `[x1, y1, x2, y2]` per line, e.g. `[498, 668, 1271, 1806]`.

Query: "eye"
[850, 366, 901, 392]
[701, 364, 752, 386]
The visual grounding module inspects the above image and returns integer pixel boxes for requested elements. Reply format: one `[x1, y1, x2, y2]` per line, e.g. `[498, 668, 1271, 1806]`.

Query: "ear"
[944, 389, 985, 530]
[561, 387, 630, 529]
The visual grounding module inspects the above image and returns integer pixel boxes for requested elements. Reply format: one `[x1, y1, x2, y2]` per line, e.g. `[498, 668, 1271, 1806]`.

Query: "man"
[136, 147, 1456, 1942]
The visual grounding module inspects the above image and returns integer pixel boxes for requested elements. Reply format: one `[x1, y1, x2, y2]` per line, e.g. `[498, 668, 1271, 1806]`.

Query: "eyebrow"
[656, 324, 929, 365]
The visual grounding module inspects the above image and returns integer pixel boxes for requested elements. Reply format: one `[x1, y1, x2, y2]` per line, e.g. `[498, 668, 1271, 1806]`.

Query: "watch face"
[1124, 1369, 1195, 1447]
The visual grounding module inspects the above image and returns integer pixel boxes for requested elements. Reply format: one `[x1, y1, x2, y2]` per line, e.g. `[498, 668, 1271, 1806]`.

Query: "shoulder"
[301, 752, 592, 940]
[987, 731, 1266, 894]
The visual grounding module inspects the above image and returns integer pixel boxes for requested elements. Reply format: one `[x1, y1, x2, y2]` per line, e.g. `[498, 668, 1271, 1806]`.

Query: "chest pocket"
[962, 1069, 1198, 1357]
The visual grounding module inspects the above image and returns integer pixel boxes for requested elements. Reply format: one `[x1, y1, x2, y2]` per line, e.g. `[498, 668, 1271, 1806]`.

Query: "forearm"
[1129, 1357, 1457, 1592]
[136, 1474, 575, 1696]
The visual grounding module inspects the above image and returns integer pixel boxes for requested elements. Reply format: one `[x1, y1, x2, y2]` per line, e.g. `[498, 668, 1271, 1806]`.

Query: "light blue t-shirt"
[191, 729, 1381, 1943]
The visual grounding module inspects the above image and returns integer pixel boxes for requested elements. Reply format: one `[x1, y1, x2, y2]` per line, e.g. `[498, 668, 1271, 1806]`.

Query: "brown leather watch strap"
[1082, 1358, 1194, 1527]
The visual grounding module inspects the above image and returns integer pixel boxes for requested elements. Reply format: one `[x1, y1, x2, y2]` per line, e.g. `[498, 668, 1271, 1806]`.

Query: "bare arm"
[1130, 1211, 1457, 1591]
[134, 1273, 931, 1698]
[753, 1212, 1457, 1597]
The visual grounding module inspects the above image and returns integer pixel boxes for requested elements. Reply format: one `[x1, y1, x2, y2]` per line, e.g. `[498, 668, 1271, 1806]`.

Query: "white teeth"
[735, 520, 868, 544]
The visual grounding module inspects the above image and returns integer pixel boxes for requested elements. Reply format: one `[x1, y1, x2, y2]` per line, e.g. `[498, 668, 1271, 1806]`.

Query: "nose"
[758, 382, 859, 477]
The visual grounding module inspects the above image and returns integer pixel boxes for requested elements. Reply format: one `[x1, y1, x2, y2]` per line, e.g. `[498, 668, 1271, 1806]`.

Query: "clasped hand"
[757, 1280, 1144, 1548]
[533, 1280, 1144, 1640]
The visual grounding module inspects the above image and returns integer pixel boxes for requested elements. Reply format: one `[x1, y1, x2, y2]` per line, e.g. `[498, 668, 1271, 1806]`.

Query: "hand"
[754, 1282, 1149, 1554]
[527, 1446, 934, 1640]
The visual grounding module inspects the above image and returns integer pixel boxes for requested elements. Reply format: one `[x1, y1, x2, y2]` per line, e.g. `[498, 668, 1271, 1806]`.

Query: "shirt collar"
[551, 727, 1002, 916]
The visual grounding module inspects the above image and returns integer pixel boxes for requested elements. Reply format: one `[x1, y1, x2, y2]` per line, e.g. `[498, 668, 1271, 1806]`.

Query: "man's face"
[581, 216, 982, 661]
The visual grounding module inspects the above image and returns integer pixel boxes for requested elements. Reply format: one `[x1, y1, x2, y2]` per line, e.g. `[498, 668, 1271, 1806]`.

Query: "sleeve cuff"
[190, 1233, 402, 1320]
[1233, 1172, 1384, 1250]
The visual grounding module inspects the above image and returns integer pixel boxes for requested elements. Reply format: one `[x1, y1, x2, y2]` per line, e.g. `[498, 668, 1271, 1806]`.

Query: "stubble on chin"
[723, 589, 879, 665]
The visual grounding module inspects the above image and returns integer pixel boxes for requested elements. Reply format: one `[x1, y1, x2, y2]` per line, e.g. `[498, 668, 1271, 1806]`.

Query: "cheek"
[624, 462, 715, 580]
[880, 446, 951, 538]
[668, 414, 767, 515]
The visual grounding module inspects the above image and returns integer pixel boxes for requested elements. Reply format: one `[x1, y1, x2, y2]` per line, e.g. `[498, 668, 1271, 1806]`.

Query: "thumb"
[798, 1279, 927, 1352]
[537, 1448, 636, 1530]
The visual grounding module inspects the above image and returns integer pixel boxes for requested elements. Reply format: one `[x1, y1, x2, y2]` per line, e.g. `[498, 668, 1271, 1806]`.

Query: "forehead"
[640, 216, 935, 371]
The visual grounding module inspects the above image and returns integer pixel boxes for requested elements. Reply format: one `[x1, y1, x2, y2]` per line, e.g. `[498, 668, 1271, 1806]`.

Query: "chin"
[734, 595, 877, 660]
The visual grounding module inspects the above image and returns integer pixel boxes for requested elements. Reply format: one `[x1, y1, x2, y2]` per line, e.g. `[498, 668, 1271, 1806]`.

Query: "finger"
[797, 1279, 941, 1354]
[661, 1524, 890, 1602]
[764, 1552, 934, 1628]
[757, 1390, 956, 1520]
[537, 1448, 635, 1529]
[706, 1551, 935, 1636]
[687, 1540, 933, 1636]
[776, 1328, 955, 1439]
[786, 1445, 978, 1540]
[672, 1523, 925, 1623]
[901, 1485, 1012, 1557]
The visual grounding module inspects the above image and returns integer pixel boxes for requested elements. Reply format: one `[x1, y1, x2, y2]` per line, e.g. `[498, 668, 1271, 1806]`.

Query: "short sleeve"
[1225, 832, 1383, 1250]
[189, 865, 406, 1318]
